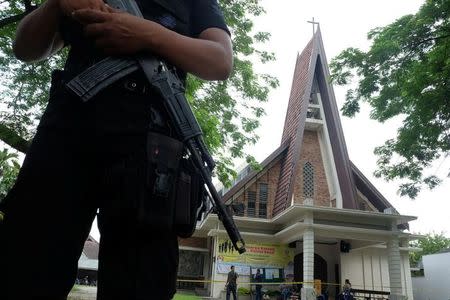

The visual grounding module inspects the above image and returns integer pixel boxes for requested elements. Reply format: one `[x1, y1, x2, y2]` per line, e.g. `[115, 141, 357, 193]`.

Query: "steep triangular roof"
[222, 142, 289, 203]
[220, 28, 400, 218]
[83, 235, 99, 260]
[273, 28, 358, 215]
[350, 161, 394, 212]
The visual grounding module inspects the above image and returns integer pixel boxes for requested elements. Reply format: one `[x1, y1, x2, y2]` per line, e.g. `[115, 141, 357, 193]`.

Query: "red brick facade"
[232, 159, 282, 219]
[292, 130, 331, 207]
[229, 129, 333, 217]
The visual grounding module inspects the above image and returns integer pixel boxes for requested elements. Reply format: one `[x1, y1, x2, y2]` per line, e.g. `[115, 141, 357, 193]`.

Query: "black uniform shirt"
[61, 0, 230, 81]
[43, 0, 230, 132]
[227, 270, 238, 287]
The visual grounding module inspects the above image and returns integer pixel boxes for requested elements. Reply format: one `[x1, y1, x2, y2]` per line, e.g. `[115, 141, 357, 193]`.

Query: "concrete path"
[68, 285, 97, 300]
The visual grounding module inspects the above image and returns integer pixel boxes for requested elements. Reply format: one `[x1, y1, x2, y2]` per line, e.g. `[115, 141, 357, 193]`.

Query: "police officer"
[254, 268, 263, 300]
[226, 265, 238, 300]
[0, 0, 232, 299]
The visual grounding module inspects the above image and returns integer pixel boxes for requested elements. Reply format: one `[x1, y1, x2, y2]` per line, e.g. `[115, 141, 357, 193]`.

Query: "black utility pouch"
[174, 158, 207, 238]
[138, 131, 183, 231]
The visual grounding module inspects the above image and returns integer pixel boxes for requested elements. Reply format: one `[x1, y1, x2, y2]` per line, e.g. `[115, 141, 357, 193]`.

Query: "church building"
[178, 28, 417, 300]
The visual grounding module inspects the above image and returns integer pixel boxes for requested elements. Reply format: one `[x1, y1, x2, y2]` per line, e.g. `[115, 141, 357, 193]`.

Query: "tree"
[0, 149, 20, 202]
[330, 0, 450, 198]
[409, 232, 450, 268]
[0, 0, 278, 188]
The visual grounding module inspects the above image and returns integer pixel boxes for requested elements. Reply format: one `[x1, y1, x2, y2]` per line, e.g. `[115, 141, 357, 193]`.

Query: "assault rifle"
[66, 0, 246, 254]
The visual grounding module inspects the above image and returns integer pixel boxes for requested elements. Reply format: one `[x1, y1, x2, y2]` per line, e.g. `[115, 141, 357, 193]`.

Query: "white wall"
[412, 252, 450, 300]
[401, 252, 414, 299]
[78, 252, 98, 271]
[340, 248, 413, 299]
[292, 242, 416, 299]
[412, 277, 428, 300]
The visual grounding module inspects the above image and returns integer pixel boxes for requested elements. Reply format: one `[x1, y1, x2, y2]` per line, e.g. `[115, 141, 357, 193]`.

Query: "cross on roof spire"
[307, 17, 319, 36]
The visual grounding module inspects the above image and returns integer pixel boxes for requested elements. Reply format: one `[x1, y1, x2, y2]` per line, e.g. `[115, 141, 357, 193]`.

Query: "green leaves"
[410, 232, 450, 268]
[330, 0, 450, 198]
[0, 0, 67, 144]
[0, 0, 278, 188]
[341, 90, 360, 117]
[182, 0, 279, 184]
[0, 148, 20, 201]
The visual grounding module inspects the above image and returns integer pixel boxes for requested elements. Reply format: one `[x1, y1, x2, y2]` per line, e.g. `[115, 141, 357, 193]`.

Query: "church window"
[232, 200, 245, 216]
[359, 201, 367, 211]
[303, 162, 314, 198]
[310, 92, 319, 104]
[247, 191, 256, 217]
[259, 183, 268, 218]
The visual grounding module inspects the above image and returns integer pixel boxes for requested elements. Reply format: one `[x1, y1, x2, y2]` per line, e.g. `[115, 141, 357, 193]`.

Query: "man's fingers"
[72, 9, 111, 24]
[99, 4, 109, 13]
[105, 4, 122, 14]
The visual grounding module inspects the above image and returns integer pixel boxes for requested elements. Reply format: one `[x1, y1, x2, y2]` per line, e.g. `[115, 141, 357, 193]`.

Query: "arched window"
[303, 162, 314, 198]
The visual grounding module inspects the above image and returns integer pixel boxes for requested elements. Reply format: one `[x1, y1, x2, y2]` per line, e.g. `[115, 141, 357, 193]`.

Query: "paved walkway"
[68, 285, 97, 300]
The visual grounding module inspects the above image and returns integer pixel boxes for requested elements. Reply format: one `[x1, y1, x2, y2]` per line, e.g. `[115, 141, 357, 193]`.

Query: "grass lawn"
[68, 286, 201, 300]
[173, 293, 201, 300]
[70, 285, 81, 292]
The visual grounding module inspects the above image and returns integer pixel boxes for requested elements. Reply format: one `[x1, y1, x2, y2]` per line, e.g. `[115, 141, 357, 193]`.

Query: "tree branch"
[0, 11, 27, 29]
[0, 122, 29, 153]
[0, 3, 37, 29]
[416, 34, 450, 46]
[402, 34, 450, 55]
[24, 0, 33, 11]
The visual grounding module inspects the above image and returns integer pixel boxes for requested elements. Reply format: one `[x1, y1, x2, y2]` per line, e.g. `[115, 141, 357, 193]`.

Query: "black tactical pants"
[0, 71, 178, 300]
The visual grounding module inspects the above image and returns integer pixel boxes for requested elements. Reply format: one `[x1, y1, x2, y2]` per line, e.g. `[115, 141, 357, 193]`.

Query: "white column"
[302, 212, 316, 300]
[210, 236, 217, 298]
[387, 235, 405, 300]
[206, 237, 213, 297]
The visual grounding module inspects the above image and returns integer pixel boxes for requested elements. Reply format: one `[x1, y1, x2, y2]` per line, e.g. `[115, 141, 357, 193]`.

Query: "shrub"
[238, 287, 251, 295]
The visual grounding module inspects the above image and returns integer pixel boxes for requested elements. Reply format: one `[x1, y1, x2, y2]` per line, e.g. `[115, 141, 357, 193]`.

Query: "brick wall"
[355, 191, 377, 212]
[267, 160, 282, 218]
[178, 237, 208, 249]
[229, 130, 331, 215]
[292, 130, 330, 207]
[231, 159, 282, 219]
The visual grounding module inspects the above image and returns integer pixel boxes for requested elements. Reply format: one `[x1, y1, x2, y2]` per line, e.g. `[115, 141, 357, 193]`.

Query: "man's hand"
[59, 0, 109, 16]
[72, 4, 232, 80]
[72, 8, 154, 55]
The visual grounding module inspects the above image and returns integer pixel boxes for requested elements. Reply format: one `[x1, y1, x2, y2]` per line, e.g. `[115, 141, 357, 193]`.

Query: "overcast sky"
[247, 0, 450, 237]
